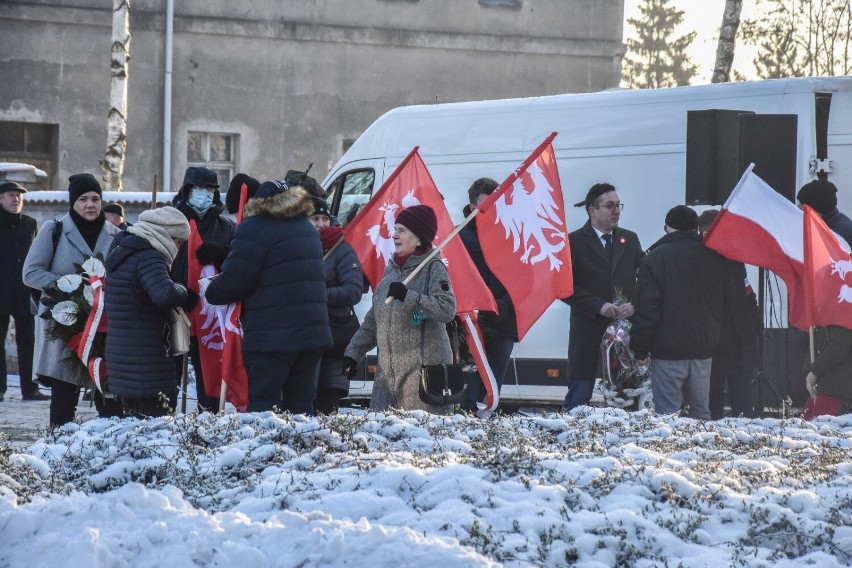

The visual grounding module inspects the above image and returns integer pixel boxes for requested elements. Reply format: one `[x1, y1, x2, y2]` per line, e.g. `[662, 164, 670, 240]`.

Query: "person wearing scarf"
[104, 207, 198, 418]
[23, 173, 121, 426]
[343, 204, 457, 414]
[309, 197, 364, 414]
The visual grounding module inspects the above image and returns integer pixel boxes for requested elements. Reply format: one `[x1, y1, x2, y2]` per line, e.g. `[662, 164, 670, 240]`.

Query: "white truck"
[322, 76, 852, 409]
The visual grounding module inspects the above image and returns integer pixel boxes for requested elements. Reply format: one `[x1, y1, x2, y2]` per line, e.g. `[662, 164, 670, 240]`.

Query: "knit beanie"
[797, 180, 838, 215]
[68, 173, 102, 204]
[226, 173, 260, 214]
[129, 206, 190, 265]
[395, 204, 438, 246]
[310, 196, 331, 218]
[664, 205, 698, 231]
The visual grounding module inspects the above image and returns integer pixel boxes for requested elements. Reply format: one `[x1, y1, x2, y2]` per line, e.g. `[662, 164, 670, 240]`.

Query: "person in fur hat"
[171, 166, 235, 412]
[342, 204, 457, 414]
[104, 207, 198, 417]
[204, 180, 332, 414]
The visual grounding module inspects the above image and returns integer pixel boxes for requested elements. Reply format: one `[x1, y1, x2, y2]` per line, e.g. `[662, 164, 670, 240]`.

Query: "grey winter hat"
[136, 206, 190, 241]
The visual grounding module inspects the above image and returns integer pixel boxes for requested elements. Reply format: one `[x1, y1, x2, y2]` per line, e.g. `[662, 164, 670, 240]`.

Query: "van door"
[325, 159, 386, 226]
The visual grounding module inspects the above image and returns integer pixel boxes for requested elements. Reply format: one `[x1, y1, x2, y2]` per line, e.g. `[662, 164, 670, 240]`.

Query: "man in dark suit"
[0, 181, 49, 401]
[562, 183, 645, 410]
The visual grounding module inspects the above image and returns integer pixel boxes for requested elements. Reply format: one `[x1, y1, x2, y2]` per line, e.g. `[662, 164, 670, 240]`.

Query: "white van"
[322, 77, 852, 408]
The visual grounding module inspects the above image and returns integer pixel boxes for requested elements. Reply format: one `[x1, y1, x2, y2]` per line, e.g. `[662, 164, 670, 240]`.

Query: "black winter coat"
[205, 188, 332, 354]
[319, 240, 364, 392]
[809, 325, 852, 407]
[104, 233, 189, 398]
[715, 259, 762, 371]
[461, 208, 517, 340]
[0, 209, 37, 315]
[631, 230, 730, 360]
[824, 208, 852, 250]
[170, 202, 235, 286]
[563, 221, 645, 378]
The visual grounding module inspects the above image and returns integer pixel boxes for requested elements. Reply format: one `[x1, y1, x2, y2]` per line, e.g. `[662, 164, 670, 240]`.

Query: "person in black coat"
[698, 209, 762, 419]
[171, 166, 236, 412]
[0, 181, 47, 401]
[204, 179, 332, 414]
[631, 206, 731, 420]
[796, 179, 852, 248]
[309, 197, 364, 414]
[105, 207, 197, 417]
[562, 183, 645, 410]
[459, 178, 519, 413]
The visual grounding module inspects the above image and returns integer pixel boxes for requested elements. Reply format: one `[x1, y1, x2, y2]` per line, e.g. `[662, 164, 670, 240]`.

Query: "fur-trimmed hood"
[244, 186, 314, 220]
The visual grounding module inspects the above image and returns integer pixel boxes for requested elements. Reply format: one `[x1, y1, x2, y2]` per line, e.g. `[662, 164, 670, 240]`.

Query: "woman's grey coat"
[345, 253, 456, 413]
[22, 216, 120, 387]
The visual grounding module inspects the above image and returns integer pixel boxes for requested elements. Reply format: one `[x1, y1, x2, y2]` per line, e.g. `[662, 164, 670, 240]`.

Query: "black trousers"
[244, 349, 321, 414]
[0, 313, 37, 396]
[46, 377, 80, 427]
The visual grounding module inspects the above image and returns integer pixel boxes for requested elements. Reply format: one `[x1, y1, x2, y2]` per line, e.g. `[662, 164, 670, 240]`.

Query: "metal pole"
[162, 0, 174, 194]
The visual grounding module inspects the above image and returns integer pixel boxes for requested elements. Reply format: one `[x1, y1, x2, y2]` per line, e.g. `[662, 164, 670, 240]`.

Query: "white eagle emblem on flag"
[365, 190, 422, 266]
[493, 162, 567, 270]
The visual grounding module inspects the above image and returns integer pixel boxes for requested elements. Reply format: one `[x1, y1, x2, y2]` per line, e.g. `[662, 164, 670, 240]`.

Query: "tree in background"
[741, 0, 852, 78]
[712, 0, 744, 83]
[102, 0, 130, 191]
[622, 0, 698, 88]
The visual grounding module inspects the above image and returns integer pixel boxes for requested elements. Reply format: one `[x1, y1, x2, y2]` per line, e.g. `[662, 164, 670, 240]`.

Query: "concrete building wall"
[0, 0, 624, 193]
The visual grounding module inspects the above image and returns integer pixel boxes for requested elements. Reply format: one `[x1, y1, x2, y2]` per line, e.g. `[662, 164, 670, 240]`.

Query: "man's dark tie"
[603, 233, 613, 260]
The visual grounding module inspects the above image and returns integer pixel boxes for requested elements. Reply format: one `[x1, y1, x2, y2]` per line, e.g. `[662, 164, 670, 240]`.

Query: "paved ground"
[1, 376, 199, 449]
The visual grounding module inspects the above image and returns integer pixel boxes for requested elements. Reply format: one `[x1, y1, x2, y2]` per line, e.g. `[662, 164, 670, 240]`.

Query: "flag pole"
[384, 207, 481, 303]
[477, 131, 558, 213]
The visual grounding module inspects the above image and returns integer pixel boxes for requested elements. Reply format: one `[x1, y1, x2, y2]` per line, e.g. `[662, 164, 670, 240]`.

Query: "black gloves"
[342, 356, 358, 378]
[196, 243, 229, 271]
[387, 281, 408, 302]
[180, 286, 200, 312]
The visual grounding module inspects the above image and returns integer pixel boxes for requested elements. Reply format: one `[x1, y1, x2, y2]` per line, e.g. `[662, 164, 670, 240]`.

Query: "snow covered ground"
[1, 407, 851, 567]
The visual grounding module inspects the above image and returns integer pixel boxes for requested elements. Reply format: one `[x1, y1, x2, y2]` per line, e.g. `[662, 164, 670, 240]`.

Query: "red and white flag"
[703, 165, 808, 329]
[343, 148, 497, 314]
[187, 218, 249, 412]
[802, 205, 852, 328]
[476, 132, 573, 341]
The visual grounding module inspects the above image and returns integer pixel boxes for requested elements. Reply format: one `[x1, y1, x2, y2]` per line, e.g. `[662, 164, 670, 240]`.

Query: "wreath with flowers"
[39, 255, 112, 395]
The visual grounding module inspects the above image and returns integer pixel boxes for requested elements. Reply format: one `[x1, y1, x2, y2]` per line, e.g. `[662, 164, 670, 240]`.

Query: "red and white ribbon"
[78, 276, 104, 374]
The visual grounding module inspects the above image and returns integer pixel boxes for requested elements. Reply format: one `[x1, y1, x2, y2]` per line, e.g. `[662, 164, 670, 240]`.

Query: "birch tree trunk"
[102, 0, 130, 191]
[711, 0, 743, 83]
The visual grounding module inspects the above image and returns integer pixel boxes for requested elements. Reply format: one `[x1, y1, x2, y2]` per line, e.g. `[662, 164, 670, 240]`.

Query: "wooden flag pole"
[384, 208, 480, 304]
[150, 174, 158, 210]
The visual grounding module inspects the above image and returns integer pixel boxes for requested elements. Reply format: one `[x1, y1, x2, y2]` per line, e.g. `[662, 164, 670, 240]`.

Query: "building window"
[187, 131, 238, 186]
[0, 121, 58, 190]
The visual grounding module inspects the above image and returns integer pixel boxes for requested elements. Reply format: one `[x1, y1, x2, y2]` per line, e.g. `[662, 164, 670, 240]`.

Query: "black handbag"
[416, 262, 466, 405]
[419, 362, 466, 406]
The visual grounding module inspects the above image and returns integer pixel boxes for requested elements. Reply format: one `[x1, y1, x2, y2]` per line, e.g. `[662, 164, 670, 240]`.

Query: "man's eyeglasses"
[594, 202, 624, 212]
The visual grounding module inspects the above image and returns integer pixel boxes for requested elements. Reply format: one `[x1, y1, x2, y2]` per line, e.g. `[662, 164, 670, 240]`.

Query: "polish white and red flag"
[187, 210, 249, 412]
[476, 132, 573, 342]
[703, 165, 808, 329]
[802, 205, 852, 328]
[343, 148, 501, 414]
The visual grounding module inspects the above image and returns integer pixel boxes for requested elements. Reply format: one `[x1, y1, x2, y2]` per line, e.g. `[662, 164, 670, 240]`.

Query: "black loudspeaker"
[685, 110, 798, 205]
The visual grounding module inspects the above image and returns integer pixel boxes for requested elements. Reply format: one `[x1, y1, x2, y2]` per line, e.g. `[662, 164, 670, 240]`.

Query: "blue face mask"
[188, 188, 214, 212]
